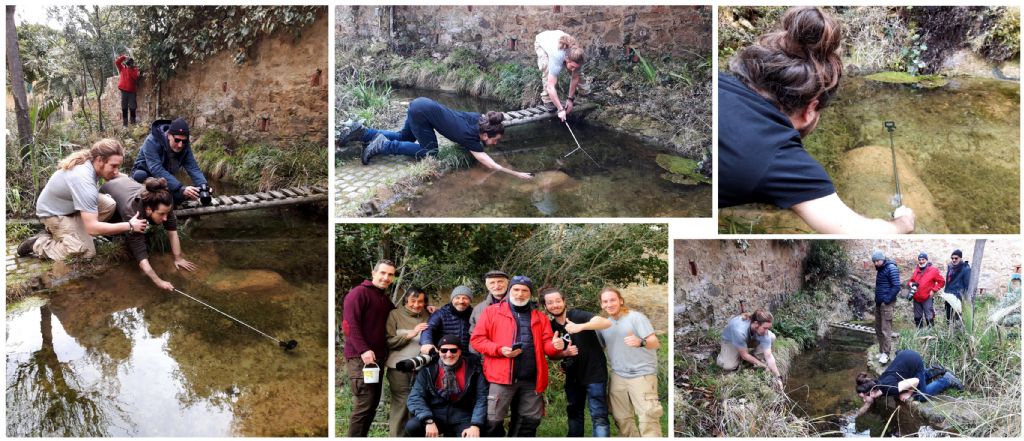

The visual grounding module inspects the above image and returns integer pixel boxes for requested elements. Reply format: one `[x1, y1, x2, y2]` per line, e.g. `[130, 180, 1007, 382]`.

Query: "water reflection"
[6, 208, 328, 436]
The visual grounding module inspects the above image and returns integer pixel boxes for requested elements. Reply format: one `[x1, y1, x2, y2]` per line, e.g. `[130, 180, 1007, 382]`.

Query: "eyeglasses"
[438, 347, 460, 354]
[171, 137, 187, 144]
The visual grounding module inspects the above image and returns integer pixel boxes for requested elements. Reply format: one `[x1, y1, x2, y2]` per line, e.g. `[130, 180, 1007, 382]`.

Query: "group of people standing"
[341, 261, 663, 438]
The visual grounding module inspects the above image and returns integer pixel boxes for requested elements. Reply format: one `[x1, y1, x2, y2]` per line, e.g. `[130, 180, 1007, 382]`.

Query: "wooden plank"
[244, 194, 260, 202]
[217, 195, 233, 205]
[255, 192, 273, 200]
[231, 195, 247, 204]
[269, 190, 286, 199]
[281, 188, 299, 197]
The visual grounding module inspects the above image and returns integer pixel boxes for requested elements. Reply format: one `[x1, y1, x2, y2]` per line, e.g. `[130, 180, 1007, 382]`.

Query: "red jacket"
[909, 264, 945, 302]
[115, 55, 140, 93]
[470, 301, 559, 393]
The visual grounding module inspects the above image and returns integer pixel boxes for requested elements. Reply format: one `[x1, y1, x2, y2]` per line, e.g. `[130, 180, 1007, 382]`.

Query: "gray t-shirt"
[537, 30, 569, 77]
[36, 161, 100, 217]
[722, 315, 775, 351]
[598, 310, 657, 378]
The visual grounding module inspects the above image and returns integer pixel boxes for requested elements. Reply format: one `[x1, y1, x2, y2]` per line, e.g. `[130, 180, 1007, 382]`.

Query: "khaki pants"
[34, 194, 116, 260]
[716, 334, 771, 371]
[386, 368, 414, 437]
[875, 302, 894, 356]
[608, 373, 662, 437]
[534, 37, 553, 105]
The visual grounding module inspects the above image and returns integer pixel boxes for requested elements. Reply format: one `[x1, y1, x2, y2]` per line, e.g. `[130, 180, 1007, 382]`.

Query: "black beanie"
[952, 249, 963, 258]
[168, 118, 190, 137]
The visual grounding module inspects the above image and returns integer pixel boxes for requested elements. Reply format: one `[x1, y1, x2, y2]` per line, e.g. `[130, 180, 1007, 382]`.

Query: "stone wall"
[844, 238, 1022, 296]
[674, 240, 810, 342]
[101, 12, 328, 144]
[336, 5, 710, 63]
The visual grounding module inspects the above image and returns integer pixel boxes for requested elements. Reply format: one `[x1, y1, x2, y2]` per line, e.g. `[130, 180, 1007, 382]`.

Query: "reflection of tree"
[6, 306, 108, 437]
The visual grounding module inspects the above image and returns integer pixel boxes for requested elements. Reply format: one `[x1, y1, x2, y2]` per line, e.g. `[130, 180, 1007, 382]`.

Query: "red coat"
[115, 55, 140, 93]
[470, 301, 559, 393]
[909, 264, 945, 302]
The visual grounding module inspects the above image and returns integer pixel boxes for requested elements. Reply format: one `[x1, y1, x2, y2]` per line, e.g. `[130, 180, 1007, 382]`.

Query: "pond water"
[5, 208, 328, 437]
[387, 89, 712, 218]
[721, 75, 1020, 233]
[786, 329, 937, 437]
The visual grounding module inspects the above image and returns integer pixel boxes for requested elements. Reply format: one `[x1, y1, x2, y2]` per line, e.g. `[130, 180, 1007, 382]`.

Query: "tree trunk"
[88, 6, 106, 132]
[965, 239, 986, 332]
[6, 6, 33, 153]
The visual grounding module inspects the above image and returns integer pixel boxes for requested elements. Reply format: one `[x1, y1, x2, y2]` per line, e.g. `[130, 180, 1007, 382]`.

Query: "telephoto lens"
[395, 351, 438, 372]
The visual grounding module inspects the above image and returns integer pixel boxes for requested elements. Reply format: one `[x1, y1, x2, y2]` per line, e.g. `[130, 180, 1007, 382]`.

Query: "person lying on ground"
[19, 139, 148, 260]
[717, 6, 915, 233]
[535, 30, 585, 122]
[131, 117, 210, 204]
[338, 97, 534, 180]
[854, 349, 963, 417]
[541, 287, 613, 437]
[598, 287, 663, 438]
[99, 176, 196, 290]
[405, 335, 487, 438]
[716, 308, 784, 389]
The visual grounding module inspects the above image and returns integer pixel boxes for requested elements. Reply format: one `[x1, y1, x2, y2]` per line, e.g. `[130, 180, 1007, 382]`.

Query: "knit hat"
[484, 270, 510, 280]
[918, 252, 929, 260]
[951, 249, 963, 258]
[168, 118, 190, 137]
[871, 250, 885, 262]
[509, 275, 534, 295]
[438, 334, 463, 350]
[450, 285, 473, 301]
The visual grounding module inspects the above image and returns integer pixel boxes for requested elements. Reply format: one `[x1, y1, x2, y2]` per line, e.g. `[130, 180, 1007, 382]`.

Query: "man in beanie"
[909, 252, 945, 328]
[872, 250, 900, 364]
[405, 335, 487, 437]
[131, 117, 209, 204]
[471, 275, 564, 437]
[943, 249, 972, 326]
[421, 285, 474, 353]
[114, 54, 140, 126]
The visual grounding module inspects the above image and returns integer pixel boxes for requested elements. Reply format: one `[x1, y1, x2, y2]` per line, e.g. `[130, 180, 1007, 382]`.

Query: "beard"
[510, 296, 530, 307]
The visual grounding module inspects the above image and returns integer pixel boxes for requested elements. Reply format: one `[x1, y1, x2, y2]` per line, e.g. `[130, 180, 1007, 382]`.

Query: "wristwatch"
[425, 419, 435, 425]
[639, 338, 646, 347]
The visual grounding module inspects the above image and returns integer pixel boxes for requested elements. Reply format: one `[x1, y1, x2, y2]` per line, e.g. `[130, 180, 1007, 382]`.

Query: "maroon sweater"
[342, 280, 396, 360]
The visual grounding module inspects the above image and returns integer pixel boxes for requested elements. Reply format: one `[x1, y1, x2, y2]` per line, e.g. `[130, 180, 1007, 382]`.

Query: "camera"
[905, 282, 919, 301]
[198, 183, 213, 206]
[396, 349, 437, 372]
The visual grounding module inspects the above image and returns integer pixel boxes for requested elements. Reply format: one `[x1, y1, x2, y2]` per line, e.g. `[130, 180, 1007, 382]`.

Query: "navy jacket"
[407, 358, 488, 427]
[132, 119, 207, 193]
[944, 261, 972, 298]
[874, 259, 901, 305]
[421, 303, 473, 350]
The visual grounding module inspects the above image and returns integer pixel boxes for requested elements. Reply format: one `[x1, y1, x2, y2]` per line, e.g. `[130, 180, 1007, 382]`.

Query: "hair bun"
[782, 7, 841, 59]
[487, 111, 504, 124]
[144, 177, 169, 191]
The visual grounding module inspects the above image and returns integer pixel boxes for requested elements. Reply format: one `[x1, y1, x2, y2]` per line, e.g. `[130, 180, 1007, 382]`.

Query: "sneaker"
[337, 120, 368, 146]
[361, 134, 387, 165]
[926, 364, 948, 381]
[16, 235, 39, 257]
[878, 353, 889, 364]
[943, 371, 964, 391]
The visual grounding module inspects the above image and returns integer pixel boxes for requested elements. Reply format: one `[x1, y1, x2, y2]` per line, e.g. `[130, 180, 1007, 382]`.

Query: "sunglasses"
[438, 347, 460, 354]
[171, 137, 188, 144]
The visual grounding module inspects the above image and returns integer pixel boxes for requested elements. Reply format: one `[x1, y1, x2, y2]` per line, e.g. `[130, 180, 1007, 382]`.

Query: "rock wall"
[844, 239, 1022, 296]
[101, 12, 328, 144]
[336, 5, 710, 62]
[674, 240, 810, 342]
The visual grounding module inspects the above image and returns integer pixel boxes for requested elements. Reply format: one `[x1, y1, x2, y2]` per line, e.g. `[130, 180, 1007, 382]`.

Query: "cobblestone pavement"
[334, 155, 421, 217]
[6, 244, 53, 294]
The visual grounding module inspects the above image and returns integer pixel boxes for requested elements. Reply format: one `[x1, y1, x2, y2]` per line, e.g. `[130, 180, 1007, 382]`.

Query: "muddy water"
[5, 208, 328, 437]
[387, 89, 711, 218]
[786, 329, 934, 437]
[720, 75, 1019, 233]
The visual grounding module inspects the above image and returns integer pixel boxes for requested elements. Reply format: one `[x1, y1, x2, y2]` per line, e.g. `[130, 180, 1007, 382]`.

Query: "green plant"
[634, 49, 658, 85]
[802, 240, 849, 288]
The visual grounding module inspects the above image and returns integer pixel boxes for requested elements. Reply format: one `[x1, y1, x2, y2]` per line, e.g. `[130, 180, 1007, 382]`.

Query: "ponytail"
[559, 34, 586, 64]
[58, 138, 125, 170]
[741, 308, 774, 325]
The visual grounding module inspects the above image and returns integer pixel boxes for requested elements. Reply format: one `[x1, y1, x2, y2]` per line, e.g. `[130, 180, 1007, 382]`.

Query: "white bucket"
[363, 363, 381, 384]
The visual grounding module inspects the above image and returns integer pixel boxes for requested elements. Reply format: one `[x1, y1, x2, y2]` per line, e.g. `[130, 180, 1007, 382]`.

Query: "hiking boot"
[943, 371, 964, 391]
[878, 353, 889, 364]
[337, 120, 368, 146]
[16, 235, 39, 257]
[361, 134, 387, 165]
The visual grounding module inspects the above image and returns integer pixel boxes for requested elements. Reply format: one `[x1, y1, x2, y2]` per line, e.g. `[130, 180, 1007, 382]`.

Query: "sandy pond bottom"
[6, 208, 328, 437]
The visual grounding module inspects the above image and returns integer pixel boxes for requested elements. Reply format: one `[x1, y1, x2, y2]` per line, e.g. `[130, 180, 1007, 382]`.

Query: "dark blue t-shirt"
[410, 98, 484, 152]
[876, 350, 926, 396]
[718, 72, 836, 208]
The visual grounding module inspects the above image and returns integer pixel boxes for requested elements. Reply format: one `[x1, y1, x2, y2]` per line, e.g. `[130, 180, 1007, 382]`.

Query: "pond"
[5, 207, 328, 437]
[721, 75, 1020, 233]
[786, 328, 937, 437]
[386, 89, 712, 218]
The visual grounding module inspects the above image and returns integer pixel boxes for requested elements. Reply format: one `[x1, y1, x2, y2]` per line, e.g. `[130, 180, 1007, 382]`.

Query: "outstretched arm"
[470, 151, 533, 180]
[792, 193, 915, 234]
[139, 258, 173, 291]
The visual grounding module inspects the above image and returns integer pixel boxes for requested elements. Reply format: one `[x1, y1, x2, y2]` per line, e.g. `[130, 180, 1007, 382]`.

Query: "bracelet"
[567, 96, 575, 103]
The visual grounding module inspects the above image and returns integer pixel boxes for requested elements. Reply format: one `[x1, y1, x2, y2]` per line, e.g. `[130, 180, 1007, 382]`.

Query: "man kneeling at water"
[854, 349, 963, 416]
[716, 309, 784, 389]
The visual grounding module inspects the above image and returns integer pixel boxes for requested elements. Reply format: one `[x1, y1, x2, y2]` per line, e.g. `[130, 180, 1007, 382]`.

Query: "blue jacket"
[407, 357, 487, 427]
[421, 303, 473, 350]
[945, 261, 972, 298]
[132, 119, 207, 193]
[874, 259, 901, 305]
